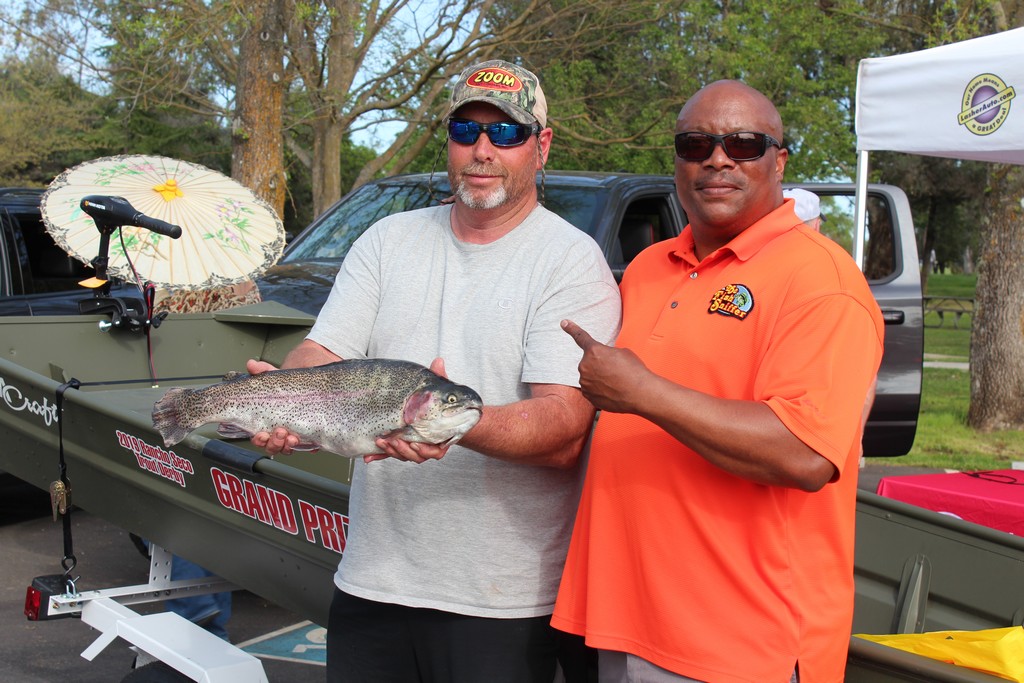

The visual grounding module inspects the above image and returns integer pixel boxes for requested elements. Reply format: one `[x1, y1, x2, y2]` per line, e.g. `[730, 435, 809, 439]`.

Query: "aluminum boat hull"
[0, 302, 348, 626]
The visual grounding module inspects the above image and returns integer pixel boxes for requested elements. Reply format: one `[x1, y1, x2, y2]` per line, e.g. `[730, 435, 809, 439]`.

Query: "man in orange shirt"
[552, 80, 883, 682]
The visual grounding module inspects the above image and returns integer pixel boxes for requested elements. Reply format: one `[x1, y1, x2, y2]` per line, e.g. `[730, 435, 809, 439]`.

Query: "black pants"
[326, 588, 592, 683]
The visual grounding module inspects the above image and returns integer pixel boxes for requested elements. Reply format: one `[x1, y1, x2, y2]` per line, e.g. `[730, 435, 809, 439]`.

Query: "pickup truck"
[2, 174, 1021, 683]
[256, 171, 922, 457]
[2, 174, 921, 455]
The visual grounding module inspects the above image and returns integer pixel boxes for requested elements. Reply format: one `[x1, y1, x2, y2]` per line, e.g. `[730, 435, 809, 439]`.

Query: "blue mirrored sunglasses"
[447, 118, 540, 147]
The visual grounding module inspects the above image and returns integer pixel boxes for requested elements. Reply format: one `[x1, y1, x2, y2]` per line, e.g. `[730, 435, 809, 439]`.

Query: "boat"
[0, 301, 348, 628]
[3, 302, 1024, 682]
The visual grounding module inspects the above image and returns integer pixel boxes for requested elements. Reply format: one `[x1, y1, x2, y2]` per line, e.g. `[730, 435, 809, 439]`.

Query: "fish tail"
[152, 387, 197, 447]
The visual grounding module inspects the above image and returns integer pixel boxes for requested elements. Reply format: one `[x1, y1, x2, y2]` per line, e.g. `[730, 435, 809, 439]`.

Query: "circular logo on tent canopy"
[958, 73, 1016, 136]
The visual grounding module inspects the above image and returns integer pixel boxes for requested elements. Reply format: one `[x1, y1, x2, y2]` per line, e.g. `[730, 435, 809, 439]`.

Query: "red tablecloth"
[875, 469, 1024, 536]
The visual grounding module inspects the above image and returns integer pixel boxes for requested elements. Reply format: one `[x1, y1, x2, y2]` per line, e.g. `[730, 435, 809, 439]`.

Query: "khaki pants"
[597, 650, 799, 683]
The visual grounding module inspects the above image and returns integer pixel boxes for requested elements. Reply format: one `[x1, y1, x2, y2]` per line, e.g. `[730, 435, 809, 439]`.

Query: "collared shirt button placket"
[668, 268, 698, 310]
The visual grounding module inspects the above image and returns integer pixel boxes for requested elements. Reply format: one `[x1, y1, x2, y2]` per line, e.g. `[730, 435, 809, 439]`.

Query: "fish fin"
[152, 387, 196, 447]
[216, 423, 255, 440]
[221, 370, 249, 381]
[290, 442, 321, 453]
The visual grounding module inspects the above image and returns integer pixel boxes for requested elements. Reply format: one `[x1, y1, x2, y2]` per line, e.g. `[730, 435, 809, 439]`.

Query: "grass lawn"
[870, 272, 1024, 470]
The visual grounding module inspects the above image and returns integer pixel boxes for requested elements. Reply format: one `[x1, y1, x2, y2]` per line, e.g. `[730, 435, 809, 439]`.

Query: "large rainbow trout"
[152, 359, 483, 457]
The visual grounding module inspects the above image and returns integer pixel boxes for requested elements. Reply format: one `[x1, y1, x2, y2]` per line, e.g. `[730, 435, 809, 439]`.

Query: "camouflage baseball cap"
[446, 60, 548, 128]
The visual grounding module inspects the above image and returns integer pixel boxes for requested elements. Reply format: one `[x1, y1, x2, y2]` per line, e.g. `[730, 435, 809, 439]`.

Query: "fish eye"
[447, 393, 458, 404]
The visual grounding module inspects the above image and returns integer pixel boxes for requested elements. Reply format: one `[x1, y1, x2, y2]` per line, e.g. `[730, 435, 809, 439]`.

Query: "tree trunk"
[312, 117, 344, 217]
[231, 0, 287, 218]
[305, 0, 354, 218]
[966, 164, 1024, 430]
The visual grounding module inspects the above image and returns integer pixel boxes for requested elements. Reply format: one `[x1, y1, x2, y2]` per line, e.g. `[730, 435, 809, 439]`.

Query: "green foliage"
[500, 0, 891, 182]
[544, 74, 670, 172]
[0, 56, 113, 185]
[660, 0, 887, 182]
[98, 0, 236, 117]
[873, 153, 986, 272]
[92, 101, 233, 170]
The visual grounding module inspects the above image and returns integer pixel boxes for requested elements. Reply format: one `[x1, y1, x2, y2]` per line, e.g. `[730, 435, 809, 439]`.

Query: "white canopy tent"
[853, 26, 1024, 267]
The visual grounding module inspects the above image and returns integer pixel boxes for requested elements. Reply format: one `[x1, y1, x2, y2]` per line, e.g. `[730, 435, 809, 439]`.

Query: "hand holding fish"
[244, 359, 305, 456]
[366, 358, 452, 464]
[562, 319, 651, 415]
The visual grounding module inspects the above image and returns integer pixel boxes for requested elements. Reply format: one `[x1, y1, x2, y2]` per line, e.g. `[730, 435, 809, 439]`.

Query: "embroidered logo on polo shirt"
[708, 284, 754, 320]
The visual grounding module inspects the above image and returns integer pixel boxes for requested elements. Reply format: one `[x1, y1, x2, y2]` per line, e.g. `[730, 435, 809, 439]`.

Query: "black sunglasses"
[674, 131, 782, 162]
[447, 118, 540, 147]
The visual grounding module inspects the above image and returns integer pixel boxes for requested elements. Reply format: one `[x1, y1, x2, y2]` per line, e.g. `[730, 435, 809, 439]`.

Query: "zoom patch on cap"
[708, 284, 754, 320]
[466, 66, 523, 93]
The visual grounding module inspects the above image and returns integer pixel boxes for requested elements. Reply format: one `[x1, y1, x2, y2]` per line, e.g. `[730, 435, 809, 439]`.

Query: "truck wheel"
[121, 662, 191, 682]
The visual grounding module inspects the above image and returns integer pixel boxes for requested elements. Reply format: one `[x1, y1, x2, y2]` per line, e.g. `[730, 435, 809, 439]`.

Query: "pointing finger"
[561, 319, 596, 351]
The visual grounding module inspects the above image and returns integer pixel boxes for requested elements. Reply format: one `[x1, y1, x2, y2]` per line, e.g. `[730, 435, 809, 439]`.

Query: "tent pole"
[854, 149, 870, 271]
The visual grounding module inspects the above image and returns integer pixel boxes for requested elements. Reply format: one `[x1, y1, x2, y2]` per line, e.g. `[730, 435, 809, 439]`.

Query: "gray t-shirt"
[308, 203, 621, 618]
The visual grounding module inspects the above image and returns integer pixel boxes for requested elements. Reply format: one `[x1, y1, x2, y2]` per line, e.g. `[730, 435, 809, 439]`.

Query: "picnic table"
[923, 296, 974, 328]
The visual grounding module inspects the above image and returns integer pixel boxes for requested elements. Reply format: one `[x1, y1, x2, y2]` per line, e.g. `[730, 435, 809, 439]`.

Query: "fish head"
[403, 380, 483, 447]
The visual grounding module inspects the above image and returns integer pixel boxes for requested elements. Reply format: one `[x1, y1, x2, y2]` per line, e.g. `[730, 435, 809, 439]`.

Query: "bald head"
[677, 80, 783, 139]
[673, 80, 788, 259]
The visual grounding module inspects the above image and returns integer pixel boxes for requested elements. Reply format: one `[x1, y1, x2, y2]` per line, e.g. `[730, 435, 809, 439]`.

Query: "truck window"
[817, 193, 896, 282]
[285, 182, 445, 261]
[0, 192, 91, 298]
[1, 209, 34, 297]
[611, 196, 678, 269]
[0, 217, 14, 297]
[27, 231, 90, 292]
[23, 217, 91, 293]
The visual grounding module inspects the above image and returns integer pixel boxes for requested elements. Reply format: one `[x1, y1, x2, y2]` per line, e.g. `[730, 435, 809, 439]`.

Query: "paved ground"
[0, 475, 324, 682]
[0, 462, 941, 682]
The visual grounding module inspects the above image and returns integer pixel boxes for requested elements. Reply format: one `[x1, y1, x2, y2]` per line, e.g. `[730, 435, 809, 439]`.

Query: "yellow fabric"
[855, 627, 1024, 682]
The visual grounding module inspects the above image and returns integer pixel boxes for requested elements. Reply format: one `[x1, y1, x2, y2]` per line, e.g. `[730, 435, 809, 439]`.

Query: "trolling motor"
[76, 195, 181, 332]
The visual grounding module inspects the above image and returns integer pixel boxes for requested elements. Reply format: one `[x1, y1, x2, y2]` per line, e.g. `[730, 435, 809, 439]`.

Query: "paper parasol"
[41, 155, 285, 290]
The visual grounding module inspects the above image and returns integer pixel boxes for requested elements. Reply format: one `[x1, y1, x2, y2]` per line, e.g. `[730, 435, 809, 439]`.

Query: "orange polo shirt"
[552, 202, 883, 683]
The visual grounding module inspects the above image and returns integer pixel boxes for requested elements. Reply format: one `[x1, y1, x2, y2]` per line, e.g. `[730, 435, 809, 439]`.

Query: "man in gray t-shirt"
[249, 59, 620, 683]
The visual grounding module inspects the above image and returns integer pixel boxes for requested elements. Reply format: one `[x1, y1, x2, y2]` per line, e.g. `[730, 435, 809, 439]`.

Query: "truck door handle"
[880, 309, 905, 325]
